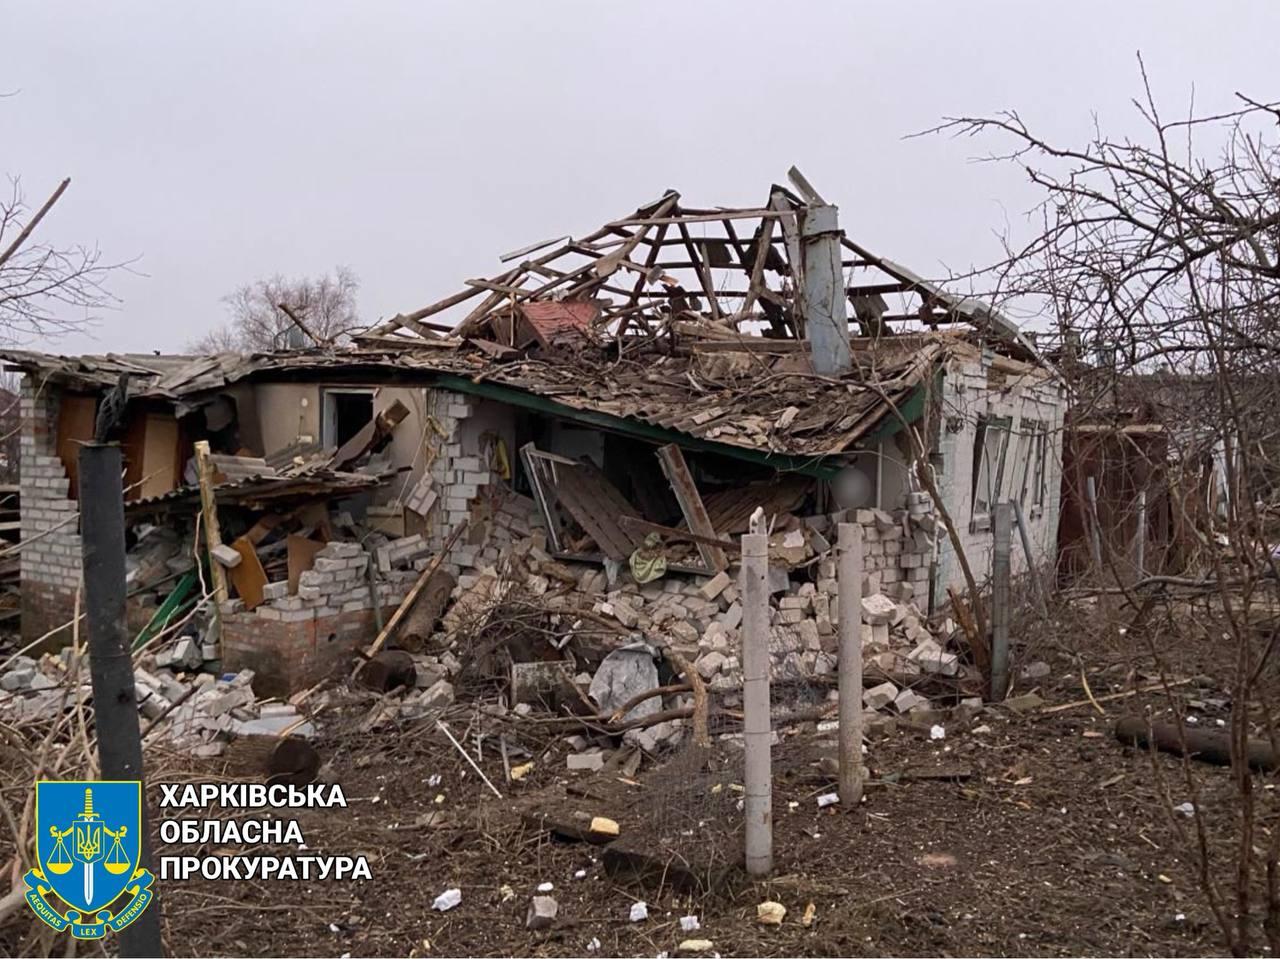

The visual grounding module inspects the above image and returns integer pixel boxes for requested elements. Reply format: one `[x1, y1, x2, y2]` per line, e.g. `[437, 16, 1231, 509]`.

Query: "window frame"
[320, 387, 376, 449]
[971, 414, 1012, 529]
[1018, 419, 1049, 518]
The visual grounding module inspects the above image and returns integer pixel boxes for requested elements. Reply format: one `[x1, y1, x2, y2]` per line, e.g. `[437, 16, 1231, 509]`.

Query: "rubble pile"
[424, 495, 965, 736]
[0, 640, 314, 752]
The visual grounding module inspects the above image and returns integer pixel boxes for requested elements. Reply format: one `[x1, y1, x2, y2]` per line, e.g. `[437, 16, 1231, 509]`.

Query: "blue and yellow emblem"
[24, 781, 155, 939]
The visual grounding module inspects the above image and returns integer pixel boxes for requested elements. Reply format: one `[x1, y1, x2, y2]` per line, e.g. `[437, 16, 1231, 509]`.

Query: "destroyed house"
[6, 184, 1065, 695]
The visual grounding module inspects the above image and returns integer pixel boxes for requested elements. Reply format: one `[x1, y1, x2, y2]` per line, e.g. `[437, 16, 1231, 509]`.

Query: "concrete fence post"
[990, 502, 1012, 702]
[836, 522, 864, 806]
[740, 510, 772, 876]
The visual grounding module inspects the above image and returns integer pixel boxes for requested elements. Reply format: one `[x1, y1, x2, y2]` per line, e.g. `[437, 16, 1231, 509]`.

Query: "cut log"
[396, 569, 457, 647]
[1114, 715, 1280, 771]
[267, 736, 322, 786]
[356, 649, 417, 693]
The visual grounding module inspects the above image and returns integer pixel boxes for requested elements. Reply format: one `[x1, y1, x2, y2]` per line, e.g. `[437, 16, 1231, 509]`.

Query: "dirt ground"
[3, 599, 1273, 957]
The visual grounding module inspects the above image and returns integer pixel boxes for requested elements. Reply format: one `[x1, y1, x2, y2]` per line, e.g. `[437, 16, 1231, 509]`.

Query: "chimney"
[798, 202, 851, 374]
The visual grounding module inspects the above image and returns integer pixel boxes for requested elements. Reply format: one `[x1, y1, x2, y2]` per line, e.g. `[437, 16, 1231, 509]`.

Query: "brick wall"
[19, 377, 82, 648]
[221, 603, 398, 698]
[219, 540, 419, 695]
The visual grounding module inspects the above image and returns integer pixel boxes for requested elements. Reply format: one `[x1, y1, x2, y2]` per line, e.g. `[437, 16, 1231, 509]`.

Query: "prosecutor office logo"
[24, 781, 155, 940]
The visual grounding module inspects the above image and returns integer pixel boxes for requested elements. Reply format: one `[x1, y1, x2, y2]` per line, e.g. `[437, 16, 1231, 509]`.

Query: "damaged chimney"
[789, 168, 852, 375]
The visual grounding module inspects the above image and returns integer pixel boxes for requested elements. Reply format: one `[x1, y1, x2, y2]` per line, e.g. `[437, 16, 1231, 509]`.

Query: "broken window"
[322, 389, 374, 449]
[971, 414, 1011, 522]
[1018, 420, 1049, 515]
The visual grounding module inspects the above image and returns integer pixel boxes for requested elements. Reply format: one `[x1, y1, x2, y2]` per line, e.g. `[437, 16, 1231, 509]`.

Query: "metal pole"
[1011, 499, 1048, 616]
[990, 502, 1012, 703]
[836, 522, 864, 806]
[740, 510, 772, 876]
[1084, 476, 1103, 572]
[1135, 488, 1147, 577]
[78, 444, 163, 957]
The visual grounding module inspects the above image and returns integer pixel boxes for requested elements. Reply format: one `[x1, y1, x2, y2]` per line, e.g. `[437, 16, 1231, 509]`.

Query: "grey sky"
[5, 1, 1280, 355]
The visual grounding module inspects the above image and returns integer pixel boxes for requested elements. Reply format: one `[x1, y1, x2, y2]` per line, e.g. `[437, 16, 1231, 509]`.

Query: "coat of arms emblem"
[24, 781, 155, 939]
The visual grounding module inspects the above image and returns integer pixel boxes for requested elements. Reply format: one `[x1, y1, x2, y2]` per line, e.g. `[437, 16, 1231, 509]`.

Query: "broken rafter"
[607, 209, 787, 227]
[733, 214, 777, 324]
[675, 220, 722, 322]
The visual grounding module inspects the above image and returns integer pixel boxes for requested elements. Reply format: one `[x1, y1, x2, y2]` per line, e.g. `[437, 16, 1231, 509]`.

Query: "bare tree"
[0, 176, 119, 341]
[191, 266, 360, 352]
[931, 63, 1280, 956]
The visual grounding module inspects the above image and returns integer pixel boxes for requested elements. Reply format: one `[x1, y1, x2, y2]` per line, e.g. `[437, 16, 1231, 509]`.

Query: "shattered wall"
[18, 376, 81, 647]
[220, 540, 425, 697]
[933, 348, 1065, 595]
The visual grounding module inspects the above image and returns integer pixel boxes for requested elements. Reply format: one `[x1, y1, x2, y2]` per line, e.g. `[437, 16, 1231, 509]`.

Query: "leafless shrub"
[932, 61, 1280, 954]
[0, 176, 121, 342]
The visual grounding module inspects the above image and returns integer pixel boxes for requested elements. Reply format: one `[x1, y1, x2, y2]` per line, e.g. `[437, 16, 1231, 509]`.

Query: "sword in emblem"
[73, 788, 104, 907]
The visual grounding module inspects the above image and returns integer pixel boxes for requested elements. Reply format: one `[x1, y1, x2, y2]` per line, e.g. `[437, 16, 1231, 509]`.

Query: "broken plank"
[349, 519, 468, 676]
[617, 515, 736, 552]
[332, 399, 409, 469]
[227, 536, 268, 610]
[287, 534, 326, 595]
[655, 445, 727, 571]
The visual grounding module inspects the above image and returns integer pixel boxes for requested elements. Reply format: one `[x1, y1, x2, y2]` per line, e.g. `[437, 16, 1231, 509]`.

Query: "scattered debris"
[757, 901, 787, 926]
[526, 896, 558, 930]
[432, 889, 462, 912]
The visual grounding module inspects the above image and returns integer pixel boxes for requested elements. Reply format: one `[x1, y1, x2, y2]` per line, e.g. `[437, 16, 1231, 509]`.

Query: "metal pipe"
[836, 522, 864, 806]
[1135, 489, 1147, 576]
[990, 502, 1012, 702]
[740, 511, 772, 875]
[1011, 499, 1048, 616]
[79, 444, 163, 957]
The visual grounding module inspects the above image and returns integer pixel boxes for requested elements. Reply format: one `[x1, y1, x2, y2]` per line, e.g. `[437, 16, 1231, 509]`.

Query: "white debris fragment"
[930, 724, 946, 741]
[587, 938, 601, 952]
[432, 888, 462, 911]
[526, 895, 558, 930]
[536, 881, 554, 892]
[680, 915, 701, 932]
[629, 901, 649, 922]
[816, 792, 839, 808]
[1174, 801, 1196, 817]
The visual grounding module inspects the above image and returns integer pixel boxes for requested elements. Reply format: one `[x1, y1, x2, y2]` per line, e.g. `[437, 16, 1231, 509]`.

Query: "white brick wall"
[19, 378, 83, 591]
[932, 350, 1065, 596]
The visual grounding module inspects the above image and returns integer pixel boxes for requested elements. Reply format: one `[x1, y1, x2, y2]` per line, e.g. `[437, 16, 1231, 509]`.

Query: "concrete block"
[566, 751, 605, 772]
[526, 896, 559, 930]
[863, 681, 898, 710]
[698, 571, 732, 601]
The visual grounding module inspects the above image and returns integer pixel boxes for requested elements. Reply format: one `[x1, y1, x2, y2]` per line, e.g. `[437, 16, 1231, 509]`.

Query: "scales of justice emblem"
[24, 781, 155, 939]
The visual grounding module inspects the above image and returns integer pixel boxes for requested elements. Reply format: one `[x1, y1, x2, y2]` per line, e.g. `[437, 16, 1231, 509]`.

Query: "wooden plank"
[553, 461, 644, 560]
[194, 440, 229, 608]
[332, 399, 409, 469]
[676, 220, 721, 321]
[617, 515, 736, 551]
[227, 536, 268, 610]
[56, 392, 97, 499]
[607, 210, 787, 227]
[287, 534, 326, 595]
[655, 445, 727, 571]
[351, 519, 468, 674]
[734, 215, 776, 322]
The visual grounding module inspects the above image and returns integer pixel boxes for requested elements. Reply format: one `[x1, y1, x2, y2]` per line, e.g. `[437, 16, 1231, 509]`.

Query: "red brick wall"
[221, 605, 394, 697]
[21, 581, 77, 652]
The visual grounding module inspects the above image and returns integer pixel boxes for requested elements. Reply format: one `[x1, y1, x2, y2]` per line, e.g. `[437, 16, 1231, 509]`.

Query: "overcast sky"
[5, 1, 1280, 355]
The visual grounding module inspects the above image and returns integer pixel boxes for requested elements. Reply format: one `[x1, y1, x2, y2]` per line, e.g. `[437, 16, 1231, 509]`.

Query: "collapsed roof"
[2, 182, 1048, 463]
